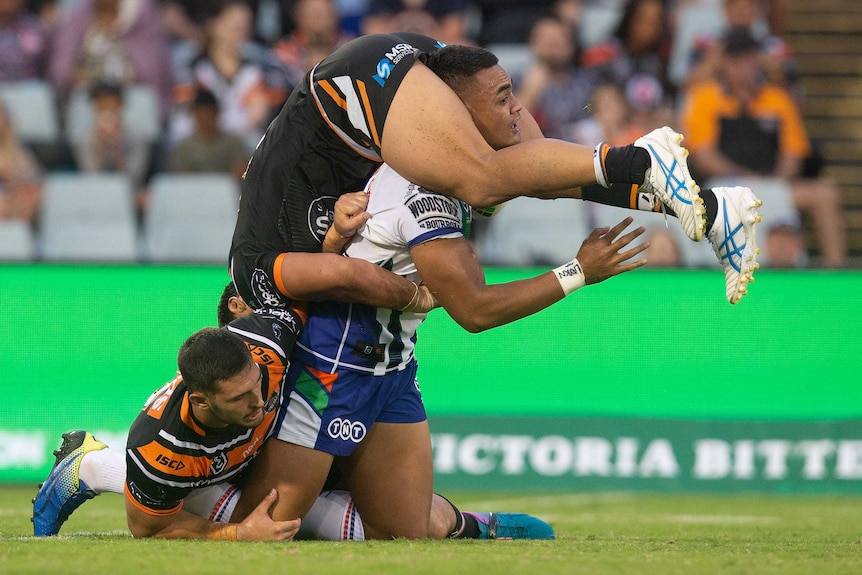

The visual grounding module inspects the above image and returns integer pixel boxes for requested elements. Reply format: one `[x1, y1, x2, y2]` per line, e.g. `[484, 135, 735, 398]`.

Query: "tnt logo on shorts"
[327, 418, 367, 443]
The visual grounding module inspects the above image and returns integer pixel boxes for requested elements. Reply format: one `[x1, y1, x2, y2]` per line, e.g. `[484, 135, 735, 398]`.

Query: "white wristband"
[553, 258, 586, 295]
[593, 142, 610, 188]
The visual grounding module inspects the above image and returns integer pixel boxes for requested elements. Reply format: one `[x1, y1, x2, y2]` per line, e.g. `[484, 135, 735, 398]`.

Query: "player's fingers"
[605, 217, 634, 240]
[617, 241, 650, 261]
[612, 226, 646, 248]
[587, 226, 611, 240]
[257, 488, 279, 515]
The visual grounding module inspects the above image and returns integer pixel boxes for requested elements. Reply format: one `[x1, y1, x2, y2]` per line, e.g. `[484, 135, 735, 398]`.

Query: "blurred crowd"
[0, 0, 847, 268]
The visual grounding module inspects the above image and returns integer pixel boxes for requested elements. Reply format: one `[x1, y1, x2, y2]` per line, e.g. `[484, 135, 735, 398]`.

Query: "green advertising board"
[1, 264, 860, 492]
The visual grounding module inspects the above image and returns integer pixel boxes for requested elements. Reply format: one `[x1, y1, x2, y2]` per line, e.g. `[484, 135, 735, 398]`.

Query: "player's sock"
[582, 183, 678, 216]
[78, 447, 126, 494]
[701, 187, 718, 233]
[298, 490, 365, 541]
[597, 143, 650, 187]
[439, 496, 481, 539]
[183, 484, 242, 523]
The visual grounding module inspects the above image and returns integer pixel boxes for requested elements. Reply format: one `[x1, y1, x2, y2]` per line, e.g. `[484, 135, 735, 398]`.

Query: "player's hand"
[333, 191, 372, 240]
[402, 283, 439, 313]
[576, 217, 648, 285]
[235, 488, 300, 541]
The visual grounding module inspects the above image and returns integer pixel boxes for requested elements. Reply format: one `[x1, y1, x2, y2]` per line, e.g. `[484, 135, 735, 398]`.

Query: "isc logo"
[155, 454, 186, 470]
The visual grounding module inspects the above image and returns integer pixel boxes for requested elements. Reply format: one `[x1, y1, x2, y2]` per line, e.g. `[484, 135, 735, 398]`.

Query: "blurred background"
[1, 0, 860, 493]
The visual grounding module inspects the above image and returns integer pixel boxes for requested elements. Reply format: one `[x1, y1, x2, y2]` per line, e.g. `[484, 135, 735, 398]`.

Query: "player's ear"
[188, 391, 210, 411]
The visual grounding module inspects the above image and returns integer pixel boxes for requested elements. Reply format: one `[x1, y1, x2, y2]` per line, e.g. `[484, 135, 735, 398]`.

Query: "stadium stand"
[0, 219, 37, 261]
[39, 173, 138, 261]
[142, 173, 239, 264]
[475, 196, 592, 266]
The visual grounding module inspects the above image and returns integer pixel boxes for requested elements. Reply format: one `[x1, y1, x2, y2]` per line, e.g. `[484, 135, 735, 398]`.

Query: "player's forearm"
[281, 252, 423, 310]
[126, 506, 238, 540]
[439, 274, 564, 333]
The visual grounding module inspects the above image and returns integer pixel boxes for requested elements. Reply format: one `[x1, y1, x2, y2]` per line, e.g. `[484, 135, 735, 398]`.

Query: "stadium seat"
[0, 80, 60, 144]
[667, 3, 726, 87]
[39, 173, 139, 261]
[706, 176, 800, 229]
[475, 196, 592, 266]
[142, 173, 239, 264]
[486, 44, 535, 80]
[65, 84, 162, 144]
[0, 220, 36, 261]
[578, 3, 622, 48]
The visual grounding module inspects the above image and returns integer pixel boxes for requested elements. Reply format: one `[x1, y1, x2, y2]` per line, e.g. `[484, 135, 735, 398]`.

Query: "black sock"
[440, 493, 483, 539]
[604, 145, 650, 186]
[701, 188, 718, 233]
[582, 182, 677, 217]
[456, 513, 482, 539]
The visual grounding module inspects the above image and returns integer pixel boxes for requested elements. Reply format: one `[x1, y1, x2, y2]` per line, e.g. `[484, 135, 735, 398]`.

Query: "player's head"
[178, 327, 265, 428]
[217, 282, 252, 327]
[424, 45, 523, 151]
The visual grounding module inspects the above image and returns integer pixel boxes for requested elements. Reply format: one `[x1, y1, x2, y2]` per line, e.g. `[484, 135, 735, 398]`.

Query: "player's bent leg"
[341, 421, 434, 540]
[32, 431, 108, 536]
[232, 439, 333, 523]
[706, 186, 762, 304]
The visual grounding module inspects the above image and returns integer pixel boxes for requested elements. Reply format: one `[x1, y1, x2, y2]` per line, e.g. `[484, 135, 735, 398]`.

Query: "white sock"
[183, 484, 242, 523]
[78, 447, 126, 494]
[298, 490, 365, 541]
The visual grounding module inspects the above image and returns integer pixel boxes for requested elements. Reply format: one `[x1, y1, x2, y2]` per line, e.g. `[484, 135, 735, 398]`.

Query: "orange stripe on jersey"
[318, 80, 347, 110]
[306, 365, 338, 392]
[137, 440, 212, 479]
[356, 80, 380, 148]
[273, 253, 299, 300]
[125, 484, 182, 517]
[180, 394, 207, 436]
[312, 82, 383, 163]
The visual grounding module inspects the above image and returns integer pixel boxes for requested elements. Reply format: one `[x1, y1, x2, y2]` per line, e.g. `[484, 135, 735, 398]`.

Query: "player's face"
[206, 362, 266, 428]
[461, 65, 523, 151]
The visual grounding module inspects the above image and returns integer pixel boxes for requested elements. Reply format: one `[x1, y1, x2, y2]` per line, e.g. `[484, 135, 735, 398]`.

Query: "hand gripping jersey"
[293, 163, 471, 375]
[231, 33, 444, 262]
[124, 308, 302, 517]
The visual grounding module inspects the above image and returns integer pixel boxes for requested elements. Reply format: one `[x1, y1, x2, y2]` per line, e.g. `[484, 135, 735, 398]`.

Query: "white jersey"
[292, 164, 471, 374]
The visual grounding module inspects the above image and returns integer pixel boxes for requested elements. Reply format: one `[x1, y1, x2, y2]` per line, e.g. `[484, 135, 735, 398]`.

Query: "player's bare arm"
[125, 488, 299, 541]
[280, 193, 436, 312]
[410, 217, 647, 333]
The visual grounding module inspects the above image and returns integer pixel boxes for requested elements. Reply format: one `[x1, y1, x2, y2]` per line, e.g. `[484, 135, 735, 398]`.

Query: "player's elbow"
[450, 311, 495, 334]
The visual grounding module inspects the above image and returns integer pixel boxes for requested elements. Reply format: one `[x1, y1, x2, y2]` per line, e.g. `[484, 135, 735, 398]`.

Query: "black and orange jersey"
[124, 308, 302, 517]
[231, 33, 444, 259]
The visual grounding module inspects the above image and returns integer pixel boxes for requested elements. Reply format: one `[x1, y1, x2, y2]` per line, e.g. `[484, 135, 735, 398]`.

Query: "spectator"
[169, 87, 249, 182]
[644, 226, 681, 267]
[361, 0, 470, 46]
[272, 0, 354, 88]
[0, 0, 50, 81]
[681, 0, 799, 100]
[517, 16, 598, 141]
[679, 27, 847, 267]
[0, 100, 42, 225]
[167, 0, 289, 150]
[581, 0, 672, 96]
[569, 81, 641, 146]
[763, 219, 805, 268]
[473, 0, 556, 45]
[71, 80, 151, 212]
[47, 0, 174, 118]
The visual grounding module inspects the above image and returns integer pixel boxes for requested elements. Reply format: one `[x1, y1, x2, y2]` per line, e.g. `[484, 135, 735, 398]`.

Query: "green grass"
[2, 486, 861, 575]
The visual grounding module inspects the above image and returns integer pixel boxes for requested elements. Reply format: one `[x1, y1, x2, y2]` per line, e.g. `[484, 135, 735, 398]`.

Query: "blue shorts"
[275, 359, 426, 456]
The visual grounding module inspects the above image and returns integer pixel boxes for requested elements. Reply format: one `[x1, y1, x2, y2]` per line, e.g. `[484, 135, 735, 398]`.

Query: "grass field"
[1, 486, 861, 575]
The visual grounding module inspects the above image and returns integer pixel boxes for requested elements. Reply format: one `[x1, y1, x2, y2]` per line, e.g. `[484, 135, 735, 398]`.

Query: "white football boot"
[707, 186, 762, 304]
[635, 127, 706, 242]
